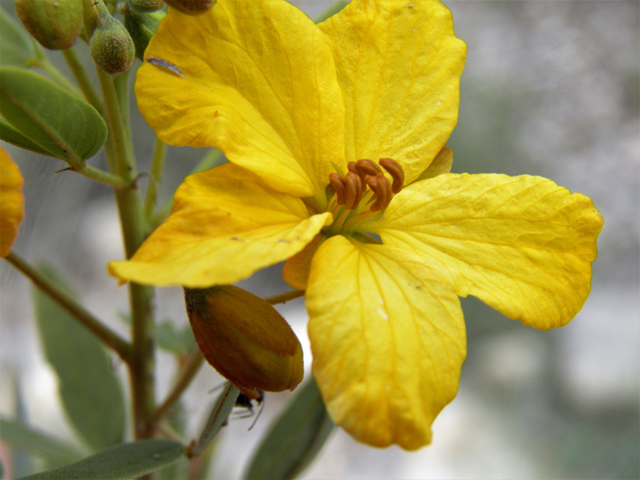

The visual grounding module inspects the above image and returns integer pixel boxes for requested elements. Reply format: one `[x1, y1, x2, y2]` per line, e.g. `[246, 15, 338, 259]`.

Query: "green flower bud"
[126, 0, 165, 13]
[89, 10, 135, 75]
[124, 10, 165, 61]
[185, 286, 304, 399]
[15, 0, 83, 50]
[163, 0, 215, 16]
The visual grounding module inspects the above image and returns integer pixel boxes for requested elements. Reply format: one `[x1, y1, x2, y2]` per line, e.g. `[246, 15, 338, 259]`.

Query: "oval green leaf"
[18, 440, 186, 480]
[0, 117, 58, 156]
[33, 265, 126, 452]
[0, 5, 35, 67]
[244, 378, 335, 480]
[0, 67, 107, 165]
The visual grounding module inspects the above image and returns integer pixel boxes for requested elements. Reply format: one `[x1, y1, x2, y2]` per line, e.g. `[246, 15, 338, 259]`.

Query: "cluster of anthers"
[325, 158, 405, 236]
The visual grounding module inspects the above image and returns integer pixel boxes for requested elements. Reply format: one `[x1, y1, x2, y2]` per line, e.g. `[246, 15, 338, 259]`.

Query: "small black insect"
[233, 389, 265, 431]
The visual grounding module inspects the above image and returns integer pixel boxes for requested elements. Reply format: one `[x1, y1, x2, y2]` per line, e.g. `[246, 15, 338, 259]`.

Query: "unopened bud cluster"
[16, 0, 83, 50]
[164, 0, 216, 15]
[124, 9, 165, 60]
[125, 0, 165, 13]
[87, 0, 135, 75]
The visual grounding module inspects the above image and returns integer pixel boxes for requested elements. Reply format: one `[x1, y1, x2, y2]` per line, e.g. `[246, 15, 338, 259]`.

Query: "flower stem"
[143, 137, 167, 223]
[264, 289, 305, 305]
[3, 251, 131, 360]
[68, 164, 128, 189]
[151, 349, 204, 424]
[97, 67, 156, 440]
[61, 48, 104, 113]
[191, 147, 224, 174]
[30, 55, 83, 98]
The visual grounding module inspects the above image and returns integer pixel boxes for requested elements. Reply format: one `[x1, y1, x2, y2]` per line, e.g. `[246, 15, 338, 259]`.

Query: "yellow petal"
[416, 146, 453, 180]
[282, 233, 327, 290]
[307, 235, 466, 450]
[319, 0, 466, 184]
[0, 147, 25, 257]
[136, 0, 345, 200]
[373, 174, 604, 329]
[109, 163, 331, 287]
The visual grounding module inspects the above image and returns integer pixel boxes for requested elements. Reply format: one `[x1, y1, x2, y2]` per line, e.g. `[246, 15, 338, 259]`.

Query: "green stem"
[151, 349, 204, 424]
[264, 289, 305, 305]
[149, 197, 173, 230]
[30, 47, 83, 98]
[114, 72, 135, 163]
[143, 138, 167, 223]
[68, 164, 128, 189]
[61, 48, 103, 114]
[97, 68, 155, 441]
[3, 252, 131, 360]
[148, 147, 223, 229]
[191, 148, 224, 174]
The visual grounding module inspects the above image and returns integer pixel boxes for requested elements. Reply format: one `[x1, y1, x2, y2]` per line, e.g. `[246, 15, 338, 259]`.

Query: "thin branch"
[61, 47, 104, 114]
[264, 289, 305, 305]
[4, 251, 131, 361]
[151, 349, 204, 424]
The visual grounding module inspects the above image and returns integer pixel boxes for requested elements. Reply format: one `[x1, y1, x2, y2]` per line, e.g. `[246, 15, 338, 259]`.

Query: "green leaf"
[0, 5, 35, 67]
[12, 374, 34, 477]
[33, 265, 126, 452]
[0, 67, 107, 166]
[156, 321, 196, 354]
[0, 417, 85, 467]
[18, 440, 186, 480]
[244, 378, 335, 480]
[191, 383, 240, 457]
[0, 117, 58, 157]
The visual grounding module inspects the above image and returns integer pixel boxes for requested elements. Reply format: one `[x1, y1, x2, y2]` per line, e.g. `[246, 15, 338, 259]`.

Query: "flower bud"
[185, 286, 304, 399]
[126, 0, 165, 13]
[89, 9, 135, 75]
[163, 0, 215, 16]
[15, 0, 83, 50]
[124, 10, 165, 61]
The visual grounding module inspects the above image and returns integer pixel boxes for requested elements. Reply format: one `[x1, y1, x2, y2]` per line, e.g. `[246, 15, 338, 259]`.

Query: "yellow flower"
[0, 146, 25, 257]
[109, 0, 603, 449]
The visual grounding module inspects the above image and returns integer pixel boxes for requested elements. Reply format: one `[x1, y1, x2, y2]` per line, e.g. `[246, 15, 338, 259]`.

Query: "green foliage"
[33, 266, 126, 452]
[0, 118, 55, 156]
[0, 418, 85, 467]
[156, 320, 196, 354]
[244, 378, 335, 480]
[0, 5, 35, 67]
[18, 440, 186, 480]
[0, 67, 107, 164]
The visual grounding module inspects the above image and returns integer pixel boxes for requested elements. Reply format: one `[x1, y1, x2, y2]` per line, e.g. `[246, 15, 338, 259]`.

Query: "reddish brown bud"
[185, 286, 303, 398]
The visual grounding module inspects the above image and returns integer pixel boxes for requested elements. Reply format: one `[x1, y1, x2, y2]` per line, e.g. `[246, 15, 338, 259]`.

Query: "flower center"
[324, 158, 404, 237]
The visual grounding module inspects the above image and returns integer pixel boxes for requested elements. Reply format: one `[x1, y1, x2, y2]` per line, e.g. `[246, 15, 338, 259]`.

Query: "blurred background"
[1, 0, 638, 478]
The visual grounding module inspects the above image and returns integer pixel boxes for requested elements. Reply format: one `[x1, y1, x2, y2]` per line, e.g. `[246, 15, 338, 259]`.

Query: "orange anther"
[348, 161, 367, 183]
[356, 159, 383, 176]
[367, 174, 391, 211]
[379, 158, 405, 194]
[329, 173, 347, 205]
[345, 172, 363, 210]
